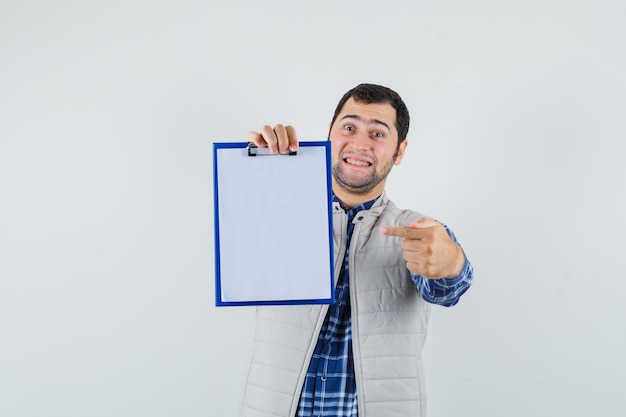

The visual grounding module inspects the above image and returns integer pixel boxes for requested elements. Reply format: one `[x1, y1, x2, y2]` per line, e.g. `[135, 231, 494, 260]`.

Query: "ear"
[394, 140, 408, 165]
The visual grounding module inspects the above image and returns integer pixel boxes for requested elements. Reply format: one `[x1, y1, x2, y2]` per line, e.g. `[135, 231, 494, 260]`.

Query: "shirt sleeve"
[411, 258, 473, 307]
[410, 222, 474, 307]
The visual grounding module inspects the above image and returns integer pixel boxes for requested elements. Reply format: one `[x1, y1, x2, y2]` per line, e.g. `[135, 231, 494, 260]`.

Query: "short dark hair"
[329, 83, 410, 148]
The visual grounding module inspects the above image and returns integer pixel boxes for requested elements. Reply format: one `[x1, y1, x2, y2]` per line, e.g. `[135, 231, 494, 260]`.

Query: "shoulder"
[379, 196, 426, 226]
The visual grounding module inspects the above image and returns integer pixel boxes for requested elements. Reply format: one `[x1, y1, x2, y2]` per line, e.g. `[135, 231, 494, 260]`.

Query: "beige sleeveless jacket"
[240, 194, 431, 417]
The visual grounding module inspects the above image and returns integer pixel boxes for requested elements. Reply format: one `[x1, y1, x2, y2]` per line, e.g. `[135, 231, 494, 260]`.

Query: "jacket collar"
[332, 192, 389, 217]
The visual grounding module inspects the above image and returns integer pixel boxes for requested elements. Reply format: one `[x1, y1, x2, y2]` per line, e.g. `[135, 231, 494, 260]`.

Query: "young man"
[241, 84, 473, 417]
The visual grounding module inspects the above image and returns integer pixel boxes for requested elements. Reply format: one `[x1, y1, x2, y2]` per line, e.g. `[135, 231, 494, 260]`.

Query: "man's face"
[329, 98, 407, 199]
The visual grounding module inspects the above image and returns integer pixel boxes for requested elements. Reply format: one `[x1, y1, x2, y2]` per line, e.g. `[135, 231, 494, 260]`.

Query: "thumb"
[410, 217, 438, 229]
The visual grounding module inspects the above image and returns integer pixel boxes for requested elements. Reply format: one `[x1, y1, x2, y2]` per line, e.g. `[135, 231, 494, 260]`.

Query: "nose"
[349, 131, 371, 151]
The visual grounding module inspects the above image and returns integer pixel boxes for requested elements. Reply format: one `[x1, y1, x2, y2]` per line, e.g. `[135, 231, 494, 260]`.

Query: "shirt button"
[320, 374, 327, 381]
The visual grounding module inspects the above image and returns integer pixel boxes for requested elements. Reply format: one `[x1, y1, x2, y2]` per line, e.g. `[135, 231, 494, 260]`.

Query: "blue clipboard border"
[213, 141, 335, 307]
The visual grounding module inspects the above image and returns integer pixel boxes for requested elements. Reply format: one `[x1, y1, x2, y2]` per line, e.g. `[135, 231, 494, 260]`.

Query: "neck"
[332, 180, 384, 209]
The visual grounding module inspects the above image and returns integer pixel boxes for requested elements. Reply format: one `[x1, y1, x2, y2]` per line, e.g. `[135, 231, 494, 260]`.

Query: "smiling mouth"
[344, 158, 372, 167]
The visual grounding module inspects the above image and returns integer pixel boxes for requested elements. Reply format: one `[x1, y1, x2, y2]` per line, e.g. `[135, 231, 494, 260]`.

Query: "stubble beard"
[332, 157, 396, 195]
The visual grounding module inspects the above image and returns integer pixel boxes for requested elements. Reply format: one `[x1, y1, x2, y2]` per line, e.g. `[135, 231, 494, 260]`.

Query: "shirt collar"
[332, 192, 379, 214]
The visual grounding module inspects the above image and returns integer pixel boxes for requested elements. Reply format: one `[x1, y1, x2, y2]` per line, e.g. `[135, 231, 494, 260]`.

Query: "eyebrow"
[340, 115, 391, 131]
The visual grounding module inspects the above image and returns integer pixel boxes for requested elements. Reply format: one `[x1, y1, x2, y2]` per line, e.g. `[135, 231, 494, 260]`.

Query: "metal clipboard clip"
[247, 143, 298, 156]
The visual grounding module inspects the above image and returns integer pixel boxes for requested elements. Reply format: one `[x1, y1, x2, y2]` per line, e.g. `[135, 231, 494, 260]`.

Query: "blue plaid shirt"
[296, 195, 473, 417]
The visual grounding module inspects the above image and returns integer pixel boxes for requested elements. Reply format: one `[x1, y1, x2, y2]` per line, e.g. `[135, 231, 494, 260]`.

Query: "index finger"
[381, 226, 417, 239]
[246, 131, 265, 147]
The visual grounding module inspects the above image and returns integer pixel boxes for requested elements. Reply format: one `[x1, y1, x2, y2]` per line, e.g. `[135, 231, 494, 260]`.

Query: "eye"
[343, 124, 355, 132]
[372, 131, 384, 138]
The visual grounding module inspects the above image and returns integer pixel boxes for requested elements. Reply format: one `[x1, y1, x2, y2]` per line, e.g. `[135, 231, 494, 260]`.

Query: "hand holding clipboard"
[247, 124, 299, 155]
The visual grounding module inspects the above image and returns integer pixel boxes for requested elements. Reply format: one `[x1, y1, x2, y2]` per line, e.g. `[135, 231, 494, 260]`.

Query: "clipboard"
[212, 141, 335, 306]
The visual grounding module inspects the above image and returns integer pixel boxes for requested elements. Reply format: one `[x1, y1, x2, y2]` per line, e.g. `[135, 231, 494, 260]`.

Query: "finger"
[259, 125, 279, 153]
[247, 131, 265, 148]
[401, 238, 426, 253]
[286, 125, 299, 152]
[409, 217, 438, 229]
[406, 261, 421, 275]
[273, 124, 290, 154]
[381, 225, 422, 239]
[406, 260, 440, 279]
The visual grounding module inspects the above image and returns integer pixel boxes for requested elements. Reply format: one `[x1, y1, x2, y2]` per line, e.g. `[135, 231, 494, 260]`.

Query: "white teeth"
[346, 158, 370, 166]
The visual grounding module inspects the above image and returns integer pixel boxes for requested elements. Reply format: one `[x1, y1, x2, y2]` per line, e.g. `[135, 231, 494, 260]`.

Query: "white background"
[1, 1, 625, 416]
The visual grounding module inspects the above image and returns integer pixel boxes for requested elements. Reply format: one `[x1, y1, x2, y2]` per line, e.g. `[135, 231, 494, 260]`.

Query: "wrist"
[448, 245, 465, 278]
